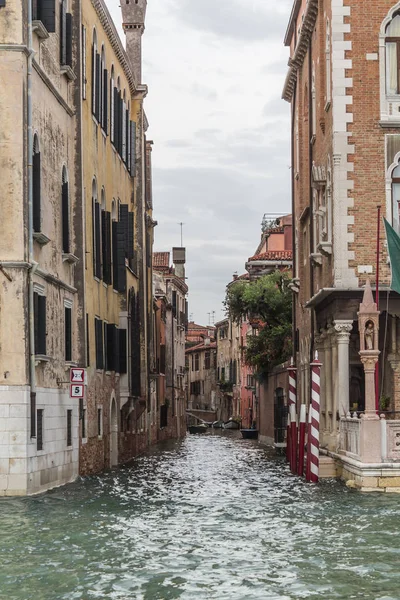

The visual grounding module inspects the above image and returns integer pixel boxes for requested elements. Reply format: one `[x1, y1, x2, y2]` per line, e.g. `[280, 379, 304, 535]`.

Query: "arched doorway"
[110, 396, 118, 467]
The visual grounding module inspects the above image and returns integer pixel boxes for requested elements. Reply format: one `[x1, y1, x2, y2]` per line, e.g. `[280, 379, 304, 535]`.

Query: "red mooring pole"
[297, 404, 306, 476]
[306, 407, 312, 482]
[286, 411, 291, 464]
[287, 359, 297, 465]
[290, 404, 298, 474]
[375, 205, 381, 414]
[308, 353, 322, 484]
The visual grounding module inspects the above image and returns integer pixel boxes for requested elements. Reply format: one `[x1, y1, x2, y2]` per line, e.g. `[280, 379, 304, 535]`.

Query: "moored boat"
[240, 429, 259, 440]
[223, 419, 240, 430]
[188, 424, 208, 434]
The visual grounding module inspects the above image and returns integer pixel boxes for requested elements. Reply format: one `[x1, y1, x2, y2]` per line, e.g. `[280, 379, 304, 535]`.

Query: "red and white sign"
[70, 368, 85, 383]
[70, 384, 84, 399]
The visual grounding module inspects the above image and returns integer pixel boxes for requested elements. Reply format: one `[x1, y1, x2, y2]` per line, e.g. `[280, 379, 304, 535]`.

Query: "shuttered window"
[110, 71, 115, 143]
[86, 313, 90, 367]
[103, 322, 108, 370]
[62, 180, 70, 254]
[112, 219, 127, 293]
[101, 210, 112, 285]
[32, 140, 41, 232]
[102, 69, 108, 133]
[67, 410, 72, 447]
[130, 121, 136, 176]
[106, 324, 120, 372]
[97, 408, 102, 437]
[119, 329, 127, 374]
[91, 43, 96, 115]
[95, 53, 101, 121]
[82, 26, 86, 100]
[66, 13, 73, 67]
[113, 87, 119, 147]
[127, 211, 134, 260]
[93, 200, 101, 279]
[65, 305, 72, 361]
[95, 317, 104, 370]
[172, 291, 177, 317]
[36, 0, 56, 32]
[122, 102, 126, 162]
[37, 409, 44, 451]
[34, 292, 46, 355]
[60, 0, 66, 65]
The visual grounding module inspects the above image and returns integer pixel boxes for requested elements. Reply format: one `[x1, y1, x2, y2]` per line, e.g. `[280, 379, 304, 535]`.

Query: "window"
[82, 25, 87, 99]
[247, 374, 255, 388]
[32, 0, 56, 32]
[62, 167, 70, 254]
[86, 313, 90, 367]
[60, 0, 72, 67]
[100, 45, 108, 133]
[95, 317, 104, 369]
[37, 409, 44, 451]
[67, 409, 72, 447]
[92, 28, 101, 120]
[194, 353, 199, 371]
[386, 13, 400, 95]
[392, 162, 400, 232]
[97, 407, 103, 437]
[65, 303, 72, 361]
[205, 351, 211, 370]
[80, 398, 86, 439]
[311, 66, 316, 141]
[110, 67, 115, 144]
[34, 291, 46, 355]
[92, 179, 101, 279]
[101, 191, 112, 285]
[33, 134, 41, 233]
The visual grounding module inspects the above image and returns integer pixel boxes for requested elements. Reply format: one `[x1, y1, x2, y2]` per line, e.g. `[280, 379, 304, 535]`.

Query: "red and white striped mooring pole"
[306, 352, 322, 483]
[297, 404, 306, 477]
[290, 404, 298, 474]
[287, 359, 297, 465]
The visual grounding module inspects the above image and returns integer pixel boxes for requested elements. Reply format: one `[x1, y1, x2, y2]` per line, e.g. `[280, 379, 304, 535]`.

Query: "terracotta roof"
[186, 341, 217, 353]
[187, 322, 215, 331]
[153, 252, 170, 269]
[248, 250, 293, 262]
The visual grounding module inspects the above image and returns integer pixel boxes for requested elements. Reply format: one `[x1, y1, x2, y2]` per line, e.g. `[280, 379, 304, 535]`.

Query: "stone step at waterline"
[303, 454, 338, 478]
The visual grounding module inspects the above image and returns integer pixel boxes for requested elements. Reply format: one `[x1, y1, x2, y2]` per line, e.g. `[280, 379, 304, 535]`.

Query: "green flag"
[384, 218, 400, 295]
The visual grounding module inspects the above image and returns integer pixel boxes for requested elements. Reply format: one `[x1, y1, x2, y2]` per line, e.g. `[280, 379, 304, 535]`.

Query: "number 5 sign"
[70, 384, 84, 399]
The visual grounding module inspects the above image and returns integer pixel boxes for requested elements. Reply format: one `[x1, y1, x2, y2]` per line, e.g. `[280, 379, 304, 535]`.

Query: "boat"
[188, 424, 208, 434]
[212, 420, 224, 429]
[223, 419, 240, 430]
[240, 429, 259, 440]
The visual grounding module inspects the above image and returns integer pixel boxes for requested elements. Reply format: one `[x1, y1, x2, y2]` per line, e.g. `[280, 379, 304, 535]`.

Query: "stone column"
[334, 320, 353, 416]
[325, 325, 334, 432]
[359, 354, 380, 418]
[315, 332, 326, 431]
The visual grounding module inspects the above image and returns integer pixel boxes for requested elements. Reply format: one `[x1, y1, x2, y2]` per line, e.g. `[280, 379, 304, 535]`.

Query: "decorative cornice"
[282, 0, 318, 103]
[91, 0, 139, 98]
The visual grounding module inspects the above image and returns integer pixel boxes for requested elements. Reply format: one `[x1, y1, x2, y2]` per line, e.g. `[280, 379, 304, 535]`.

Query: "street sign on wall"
[70, 368, 85, 383]
[70, 384, 84, 399]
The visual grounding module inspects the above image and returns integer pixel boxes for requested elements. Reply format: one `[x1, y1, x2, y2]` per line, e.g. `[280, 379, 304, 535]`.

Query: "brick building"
[283, 0, 400, 449]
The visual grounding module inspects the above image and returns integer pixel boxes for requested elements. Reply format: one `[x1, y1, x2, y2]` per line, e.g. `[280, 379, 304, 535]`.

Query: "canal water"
[1, 433, 400, 600]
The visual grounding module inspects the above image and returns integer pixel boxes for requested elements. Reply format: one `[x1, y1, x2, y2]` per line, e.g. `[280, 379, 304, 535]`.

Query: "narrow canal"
[1, 433, 400, 600]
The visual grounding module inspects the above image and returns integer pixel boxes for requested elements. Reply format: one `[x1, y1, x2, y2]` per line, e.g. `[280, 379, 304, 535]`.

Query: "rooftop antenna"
[208, 312, 211, 325]
[178, 222, 185, 247]
[211, 311, 216, 325]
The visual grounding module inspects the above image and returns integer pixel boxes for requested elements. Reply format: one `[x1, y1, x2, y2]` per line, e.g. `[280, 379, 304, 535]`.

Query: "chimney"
[121, 0, 147, 85]
[173, 247, 186, 280]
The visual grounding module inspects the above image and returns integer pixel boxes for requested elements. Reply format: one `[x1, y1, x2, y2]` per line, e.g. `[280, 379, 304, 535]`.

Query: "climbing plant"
[224, 271, 292, 377]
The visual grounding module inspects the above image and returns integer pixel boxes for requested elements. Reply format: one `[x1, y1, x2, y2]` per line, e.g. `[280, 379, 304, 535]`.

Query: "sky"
[105, 0, 292, 326]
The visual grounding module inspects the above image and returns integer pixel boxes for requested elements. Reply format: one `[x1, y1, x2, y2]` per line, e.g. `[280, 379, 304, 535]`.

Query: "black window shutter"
[32, 0, 38, 20]
[119, 329, 127, 374]
[106, 211, 112, 284]
[130, 121, 136, 176]
[102, 211, 112, 285]
[95, 318, 103, 369]
[36, 295, 46, 355]
[33, 151, 41, 232]
[119, 204, 129, 257]
[118, 96, 123, 155]
[125, 109, 129, 165]
[95, 53, 101, 121]
[60, 0, 67, 65]
[62, 182, 70, 253]
[114, 327, 120, 374]
[106, 323, 115, 371]
[39, 0, 56, 32]
[66, 13, 73, 67]
[172, 290, 177, 317]
[34, 292, 39, 354]
[94, 202, 101, 279]
[91, 44, 95, 115]
[116, 221, 127, 293]
[113, 87, 118, 146]
[65, 306, 72, 361]
[112, 220, 118, 290]
[103, 69, 108, 133]
[86, 313, 90, 367]
[127, 211, 134, 260]
[104, 322, 109, 370]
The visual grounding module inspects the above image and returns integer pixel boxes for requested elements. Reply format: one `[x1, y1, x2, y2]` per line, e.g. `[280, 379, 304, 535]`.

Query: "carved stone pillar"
[325, 325, 334, 432]
[334, 320, 353, 416]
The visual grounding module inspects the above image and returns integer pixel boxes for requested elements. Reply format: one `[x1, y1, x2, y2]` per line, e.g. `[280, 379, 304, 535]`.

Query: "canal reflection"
[1, 432, 400, 599]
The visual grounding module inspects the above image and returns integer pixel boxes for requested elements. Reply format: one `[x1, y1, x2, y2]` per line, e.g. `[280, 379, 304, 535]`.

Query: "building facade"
[283, 0, 400, 449]
[0, 0, 84, 495]
[186, 340, 217, 413]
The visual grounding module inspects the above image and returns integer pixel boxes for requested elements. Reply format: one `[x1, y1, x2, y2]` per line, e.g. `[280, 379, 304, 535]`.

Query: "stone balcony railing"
[339, 415, 361, 459]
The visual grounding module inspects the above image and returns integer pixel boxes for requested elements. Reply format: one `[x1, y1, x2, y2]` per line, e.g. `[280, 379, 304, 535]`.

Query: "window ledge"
[32, 20, 50, 39]
[379, 120, 400, 128]
[35, 354, 51, 365]
[310, 252, 323, 266]
[33, 231, 50, 246]
[60, 65, 76, 81]
[65, 361, 78, 368]
[62, 252, 79, 265]
[318, 241, 333, 257]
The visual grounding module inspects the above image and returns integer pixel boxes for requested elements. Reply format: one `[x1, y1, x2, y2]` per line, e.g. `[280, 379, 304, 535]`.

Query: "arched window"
[101, 189, 112, 285]
[386, 13, 400, 95]
[122, 90, 127, 162]
[392, 162, 400, 232]
[33, 135, 41, 233]
[62, 167, 70, 254]
[110, 66, 115, 144]
[92, 29, 101, 120]
[100, 45, 109, 132]
[92, 178, 101, 278]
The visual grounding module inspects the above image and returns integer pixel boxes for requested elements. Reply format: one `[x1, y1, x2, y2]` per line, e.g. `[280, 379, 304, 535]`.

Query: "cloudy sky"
[106, 0, 292, 326]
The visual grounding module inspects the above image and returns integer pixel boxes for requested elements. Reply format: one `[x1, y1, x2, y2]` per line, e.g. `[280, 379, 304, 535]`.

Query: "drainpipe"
[291, 81, 297, 367]
[27, 1, 38, 437]
[308, 38, 315, 379]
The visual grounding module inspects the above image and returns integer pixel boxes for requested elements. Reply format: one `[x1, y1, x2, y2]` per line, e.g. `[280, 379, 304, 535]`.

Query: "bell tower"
[121, 0, 147, 85]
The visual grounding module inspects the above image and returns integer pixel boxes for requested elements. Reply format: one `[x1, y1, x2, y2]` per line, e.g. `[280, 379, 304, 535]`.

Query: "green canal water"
[1, 433, 400, 600]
